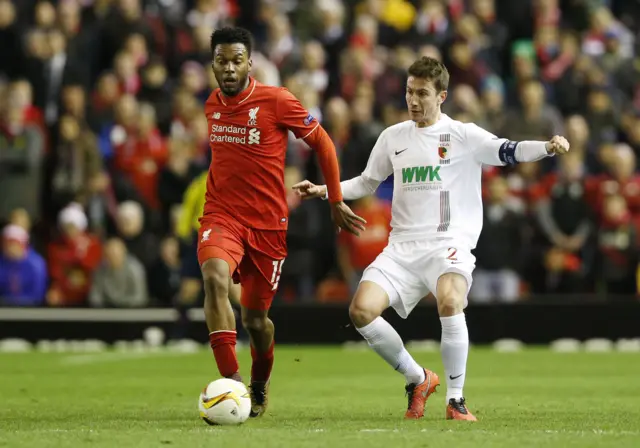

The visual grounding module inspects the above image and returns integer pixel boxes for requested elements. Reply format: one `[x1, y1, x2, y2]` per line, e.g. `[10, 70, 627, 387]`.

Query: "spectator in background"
[587, 145, 640, 222]
[114, 200, 158, 271]
[533, 152, 594, 290]
[47, 203, 102, 306]
[90, 72, 120, 132]
[534, 152, 593, 257]
[113, 102, 168, 210]
[0, 91, 45, 223]
[98, 93, 139, 160]
[471, 176, 526, 303]
[148, 236, 181, 307]
[0, 225, 47, 306]
[337, 195, 391, 296]
[479, 75, 506, 133]
[50, 114, 103, 214]
[89, 237, 149, 308]
[502, 78, 564, 141]
[596, 194, 638, 297]
[158, 136, 202, 231]
[138, 57, 173, 135]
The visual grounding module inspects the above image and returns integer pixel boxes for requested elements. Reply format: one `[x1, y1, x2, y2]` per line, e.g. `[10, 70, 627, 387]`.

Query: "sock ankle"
[250, 341, 274, 383]
[440, 313, 468, 402]
[357, 317, 424, 385]
[209, 330, 239, 378]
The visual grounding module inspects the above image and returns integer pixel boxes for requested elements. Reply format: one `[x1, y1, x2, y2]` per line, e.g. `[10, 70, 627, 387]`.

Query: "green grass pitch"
[1, 346, 639, 447]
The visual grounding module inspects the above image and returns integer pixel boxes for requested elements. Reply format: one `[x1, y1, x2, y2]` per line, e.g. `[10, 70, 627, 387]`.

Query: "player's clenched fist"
[292, 180, 367, 236]
[545, 135, 570, 155]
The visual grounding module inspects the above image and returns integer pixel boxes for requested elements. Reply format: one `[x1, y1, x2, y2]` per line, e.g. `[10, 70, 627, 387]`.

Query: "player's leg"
[350, 263, 439, 419]
[435, 272, 477, 421]
[349, 280, 425, 385]
[241, 304, 274, 418]
[198, 221, 245, 382]
[239, 231, 286, 417]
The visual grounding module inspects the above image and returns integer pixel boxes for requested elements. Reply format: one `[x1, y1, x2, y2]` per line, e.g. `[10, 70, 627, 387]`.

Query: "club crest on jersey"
[303, 114, 315, 126]
[248, 107, 260, 126]
[439, 134, 451, 165]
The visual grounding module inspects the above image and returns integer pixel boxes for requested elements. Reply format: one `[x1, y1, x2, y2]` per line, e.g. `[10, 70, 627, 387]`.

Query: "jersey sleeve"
[275, 88, 319, 139]
[466, 123, 552, 166]
[362, 129, 394, 182]
[464, 123, 508, 166]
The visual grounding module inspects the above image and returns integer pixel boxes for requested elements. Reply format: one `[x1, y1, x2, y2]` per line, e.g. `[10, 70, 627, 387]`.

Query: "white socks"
[440, 313, 468, 402]
[356, 317, 425, 385]
[356, 312, 470, 402]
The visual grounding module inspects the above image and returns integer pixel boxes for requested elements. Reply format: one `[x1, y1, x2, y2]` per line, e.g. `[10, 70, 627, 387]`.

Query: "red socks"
[251, 341, 275, 383]
[209, 330, 239, 378]
[209, 331, 274, 382]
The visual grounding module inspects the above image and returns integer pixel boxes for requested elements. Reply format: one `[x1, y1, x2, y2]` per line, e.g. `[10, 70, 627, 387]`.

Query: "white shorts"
[360, 239, 475, 319]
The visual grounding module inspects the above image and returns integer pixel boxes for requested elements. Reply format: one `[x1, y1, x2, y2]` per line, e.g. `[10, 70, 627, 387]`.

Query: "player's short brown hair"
[407, 57, 450, 93]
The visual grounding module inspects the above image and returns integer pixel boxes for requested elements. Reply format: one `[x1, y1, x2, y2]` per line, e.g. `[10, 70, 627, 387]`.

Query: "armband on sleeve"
[498, 140, 519, 166]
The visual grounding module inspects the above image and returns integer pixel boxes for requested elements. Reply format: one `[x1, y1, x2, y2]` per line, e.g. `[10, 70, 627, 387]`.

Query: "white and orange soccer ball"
[198, 378, 251, 425]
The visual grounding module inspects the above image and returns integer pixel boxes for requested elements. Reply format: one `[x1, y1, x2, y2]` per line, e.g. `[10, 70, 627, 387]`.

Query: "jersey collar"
[217, 77, 256, 106]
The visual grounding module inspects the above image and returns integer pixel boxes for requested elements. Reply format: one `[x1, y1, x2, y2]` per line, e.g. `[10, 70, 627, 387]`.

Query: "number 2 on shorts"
[270, 259, 285, 290]
[446, 247, 457, 261]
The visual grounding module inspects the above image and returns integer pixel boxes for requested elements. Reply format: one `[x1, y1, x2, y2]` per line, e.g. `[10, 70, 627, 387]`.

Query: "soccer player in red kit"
[199, 27, 366, 417]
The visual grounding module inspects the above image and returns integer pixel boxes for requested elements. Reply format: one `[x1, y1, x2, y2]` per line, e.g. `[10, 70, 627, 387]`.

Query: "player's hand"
[292, 180, 327, 200]
[546, 136, 570, 155]
[330, 201, 367, 236]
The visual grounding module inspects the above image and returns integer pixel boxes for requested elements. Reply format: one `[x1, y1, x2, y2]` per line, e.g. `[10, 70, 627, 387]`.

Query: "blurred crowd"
[1, 0, 640, 308]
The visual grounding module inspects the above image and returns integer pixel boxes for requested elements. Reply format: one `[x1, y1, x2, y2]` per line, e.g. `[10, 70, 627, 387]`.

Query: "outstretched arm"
[467, 123, 570, 166]
[293, 175, 381, 201]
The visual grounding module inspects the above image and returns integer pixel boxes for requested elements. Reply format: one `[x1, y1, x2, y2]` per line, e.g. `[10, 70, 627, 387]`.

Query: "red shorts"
[197, 213, 287, 311]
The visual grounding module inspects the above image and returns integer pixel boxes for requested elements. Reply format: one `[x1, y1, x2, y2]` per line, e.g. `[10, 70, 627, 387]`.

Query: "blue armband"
[498, 140, 520, 165]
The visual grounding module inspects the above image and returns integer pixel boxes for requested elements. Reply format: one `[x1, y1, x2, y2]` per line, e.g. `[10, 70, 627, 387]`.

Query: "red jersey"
[203, 78, 319, 230]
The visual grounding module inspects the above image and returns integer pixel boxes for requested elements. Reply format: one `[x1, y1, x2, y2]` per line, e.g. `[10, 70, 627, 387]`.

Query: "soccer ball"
[198, 378, 251, 425]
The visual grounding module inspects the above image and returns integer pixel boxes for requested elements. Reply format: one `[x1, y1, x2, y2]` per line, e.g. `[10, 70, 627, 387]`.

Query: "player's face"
[212, 43, 252, 96]
[405, 76, 447, 125]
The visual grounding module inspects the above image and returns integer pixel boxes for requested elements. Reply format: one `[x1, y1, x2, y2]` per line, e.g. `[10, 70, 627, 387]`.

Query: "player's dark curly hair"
[210, 27, 253, 56]
[408, 57, 449, 92]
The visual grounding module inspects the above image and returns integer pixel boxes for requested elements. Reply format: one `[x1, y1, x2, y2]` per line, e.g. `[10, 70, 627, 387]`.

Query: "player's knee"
[241, 314, 269, 333]
[437, 293, 464, 316]
[349, 301, 378, 328]
[201, 259, 230, 299]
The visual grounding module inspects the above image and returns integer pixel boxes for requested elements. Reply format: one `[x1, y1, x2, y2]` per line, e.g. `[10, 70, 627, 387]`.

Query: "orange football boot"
[404, 369, 440, 419]
[445, 397, 477, 421]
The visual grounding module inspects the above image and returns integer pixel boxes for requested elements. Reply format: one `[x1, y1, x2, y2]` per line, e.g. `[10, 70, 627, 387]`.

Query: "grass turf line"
[1, 347, 639, 448]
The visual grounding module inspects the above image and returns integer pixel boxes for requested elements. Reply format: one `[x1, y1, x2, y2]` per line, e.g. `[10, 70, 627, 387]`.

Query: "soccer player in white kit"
[293, 57, 570, 421]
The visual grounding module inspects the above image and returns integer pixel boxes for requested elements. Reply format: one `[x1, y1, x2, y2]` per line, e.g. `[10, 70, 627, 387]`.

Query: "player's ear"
[438, 90, 448, 105]
[248, 58, 253, 72]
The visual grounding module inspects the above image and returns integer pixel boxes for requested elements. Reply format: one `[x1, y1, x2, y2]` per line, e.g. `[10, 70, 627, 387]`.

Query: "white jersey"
[340, 114, 549, 249]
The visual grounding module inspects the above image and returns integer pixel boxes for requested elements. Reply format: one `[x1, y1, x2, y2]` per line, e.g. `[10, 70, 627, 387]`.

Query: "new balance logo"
[201, 229, 211, 242]
[248, 128, 261, 145]
[212, 112, 220, 119]
[248, 107, 259, 126]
